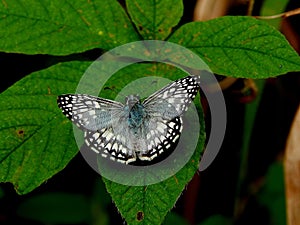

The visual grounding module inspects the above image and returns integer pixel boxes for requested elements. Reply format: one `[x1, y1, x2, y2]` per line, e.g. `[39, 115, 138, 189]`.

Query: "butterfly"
[57, 74, 200, 165]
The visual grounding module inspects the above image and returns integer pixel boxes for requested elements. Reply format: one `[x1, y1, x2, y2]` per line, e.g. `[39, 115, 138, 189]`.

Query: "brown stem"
[254, 7, 300, 19]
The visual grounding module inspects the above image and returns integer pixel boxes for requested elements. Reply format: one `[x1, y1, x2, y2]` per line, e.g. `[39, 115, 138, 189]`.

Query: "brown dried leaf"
[284, 104, 300, 225]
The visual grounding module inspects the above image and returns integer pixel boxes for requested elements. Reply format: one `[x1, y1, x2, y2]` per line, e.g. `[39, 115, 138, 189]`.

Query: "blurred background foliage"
[0, 0, 299, 224]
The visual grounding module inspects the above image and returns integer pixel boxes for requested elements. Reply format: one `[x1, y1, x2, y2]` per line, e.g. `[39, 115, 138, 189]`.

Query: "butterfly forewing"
[57, 94, 124, 131]
[143, 75, 200, 120]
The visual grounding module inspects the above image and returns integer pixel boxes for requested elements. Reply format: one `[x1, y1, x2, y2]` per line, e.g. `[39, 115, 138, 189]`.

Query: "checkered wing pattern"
[143, 75, 201, 119]
[57, 94, 136, 163]
[138, 75, 200, 161]
[57, 94, 124, 131]
[57, 75, 200, 164]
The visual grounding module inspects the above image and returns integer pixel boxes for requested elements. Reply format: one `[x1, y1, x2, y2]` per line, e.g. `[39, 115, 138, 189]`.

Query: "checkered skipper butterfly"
[57, 75, 200, 165]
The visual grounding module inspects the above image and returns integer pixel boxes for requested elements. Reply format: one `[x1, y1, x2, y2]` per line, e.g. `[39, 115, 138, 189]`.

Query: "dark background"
[0, 0, 299, 224]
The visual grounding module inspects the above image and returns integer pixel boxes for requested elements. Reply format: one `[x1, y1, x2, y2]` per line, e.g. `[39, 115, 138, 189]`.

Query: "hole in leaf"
[136, 211, 144, 221]
[16, 129, 25, 138]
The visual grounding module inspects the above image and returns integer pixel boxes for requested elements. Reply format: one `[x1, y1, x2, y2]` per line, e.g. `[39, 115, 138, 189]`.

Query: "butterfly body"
[57, 75, 200, 165]
[124, 95, 145, 130]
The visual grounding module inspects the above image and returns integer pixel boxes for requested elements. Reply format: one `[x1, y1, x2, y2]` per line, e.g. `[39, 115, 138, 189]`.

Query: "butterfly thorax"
[124, 95, 145, 129]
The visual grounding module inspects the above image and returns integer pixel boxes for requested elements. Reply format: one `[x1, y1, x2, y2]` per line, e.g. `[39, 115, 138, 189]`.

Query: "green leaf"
[17, 192, 90, 224]
[168, 16, 300, 78]
[0, 61, 91, 194]
[103, 130, 204, 225]
[101, 63, 205, 225]
[99, 62, 197, 99]
[78, 62, 204, 225]
[0, 0, 139, 55]
[126, 0, 183, 40]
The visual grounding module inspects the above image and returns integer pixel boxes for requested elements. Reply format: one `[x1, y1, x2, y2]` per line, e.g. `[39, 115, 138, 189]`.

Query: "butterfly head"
[125, 94, 141, 108]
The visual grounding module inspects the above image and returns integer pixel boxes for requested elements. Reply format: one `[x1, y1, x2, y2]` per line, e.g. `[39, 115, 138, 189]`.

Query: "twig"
[247, 0, 255, 16]
[254, 7, 300, 19]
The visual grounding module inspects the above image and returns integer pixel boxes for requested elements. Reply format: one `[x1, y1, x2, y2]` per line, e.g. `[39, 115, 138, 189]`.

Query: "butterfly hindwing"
[137, 117, 183, 163]
[84, 128, 137, 164]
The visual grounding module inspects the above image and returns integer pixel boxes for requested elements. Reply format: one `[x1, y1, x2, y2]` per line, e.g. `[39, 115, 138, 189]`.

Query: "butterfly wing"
[57, 94, 124, 131]
[143, 75, 200, 119]
[135, 116, 182, 163]
[84, 128, 138, 164]
[57, 75, 200, 165]
[84, 116, 183, 164]
[136, 75, 200, 161]
[57, 94, 139, 164]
